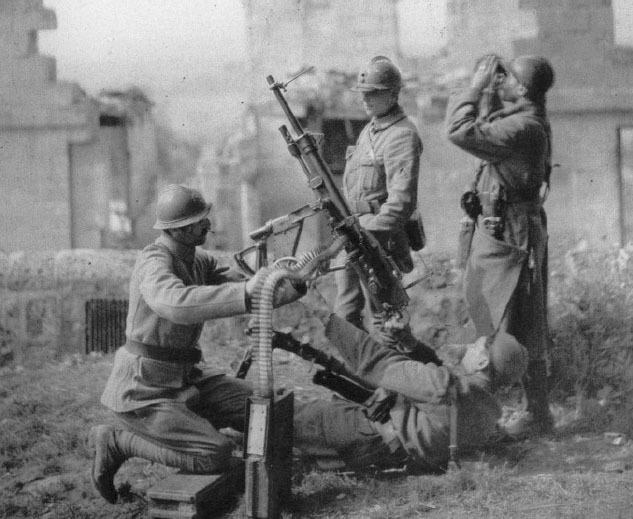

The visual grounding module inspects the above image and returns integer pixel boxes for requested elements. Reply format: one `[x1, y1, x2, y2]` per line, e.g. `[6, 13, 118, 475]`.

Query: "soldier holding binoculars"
[445, 54, 556, 437]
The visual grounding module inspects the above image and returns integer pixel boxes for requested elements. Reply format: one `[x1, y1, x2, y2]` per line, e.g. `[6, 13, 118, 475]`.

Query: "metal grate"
[85, 299, 128, 354]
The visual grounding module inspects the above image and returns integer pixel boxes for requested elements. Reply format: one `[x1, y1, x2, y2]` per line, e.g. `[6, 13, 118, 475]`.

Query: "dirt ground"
[2, 331, 633, 518]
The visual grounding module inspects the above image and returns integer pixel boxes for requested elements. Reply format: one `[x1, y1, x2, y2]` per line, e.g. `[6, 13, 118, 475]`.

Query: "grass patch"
[3, 248, 633, 517]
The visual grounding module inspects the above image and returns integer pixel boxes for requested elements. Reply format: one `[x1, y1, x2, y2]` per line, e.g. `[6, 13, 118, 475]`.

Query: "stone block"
[0, 55, 56, 87]
[6, 251, 56, 291]
[0, 30, 33, 57]
[0, 252, 9, 289]
[25, 296, 58, 340]
[4, 81, 87, 108]
[54, 249, 138, 284]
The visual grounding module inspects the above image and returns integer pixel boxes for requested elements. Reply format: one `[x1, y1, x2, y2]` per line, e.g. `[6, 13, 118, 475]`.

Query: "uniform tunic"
[101, 233, 253, 455]
[335, 105, 422, 332]
[445, 89, 550, 361]
[293, 316, 500, 470]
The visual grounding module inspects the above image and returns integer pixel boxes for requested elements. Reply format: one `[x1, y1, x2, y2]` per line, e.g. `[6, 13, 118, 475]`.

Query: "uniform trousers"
[112, 375, 252, 460]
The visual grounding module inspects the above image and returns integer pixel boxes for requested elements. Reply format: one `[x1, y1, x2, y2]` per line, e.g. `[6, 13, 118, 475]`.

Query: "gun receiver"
[267, 73, 409, 320]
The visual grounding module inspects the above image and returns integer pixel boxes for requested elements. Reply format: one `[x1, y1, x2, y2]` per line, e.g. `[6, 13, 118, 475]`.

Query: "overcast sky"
[40, 0, 448, 97]
[38, 0, 633, 140]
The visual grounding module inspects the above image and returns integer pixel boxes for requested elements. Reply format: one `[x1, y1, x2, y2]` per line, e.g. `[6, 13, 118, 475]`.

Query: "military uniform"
[293, 316, 501, 471]
[446, 89, 550, 362]
[101, 232, 253, 461]
[446, 86, 552, 430]
[335, 105, 422, 335]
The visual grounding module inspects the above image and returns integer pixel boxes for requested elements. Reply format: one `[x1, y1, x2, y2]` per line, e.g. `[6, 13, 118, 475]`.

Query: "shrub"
[549, 246, 633, 423]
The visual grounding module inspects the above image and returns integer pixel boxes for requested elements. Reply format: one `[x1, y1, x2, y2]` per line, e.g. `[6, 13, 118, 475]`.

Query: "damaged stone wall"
[0, 250, 137, 366]
[0, 248, 471, 367]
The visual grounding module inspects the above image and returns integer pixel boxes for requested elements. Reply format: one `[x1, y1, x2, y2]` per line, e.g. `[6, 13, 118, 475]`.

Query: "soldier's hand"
[245, 267, 305, 308]
[273, 278, 306, 308]
[471, 54, 501, 93]
[363, 387, 397, 424]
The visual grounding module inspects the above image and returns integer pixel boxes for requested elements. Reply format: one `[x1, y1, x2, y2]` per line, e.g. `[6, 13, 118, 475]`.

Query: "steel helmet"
[488, 332, 529, 385]
[505, 55, 555, 97]
[352, 56, 403, 92]
[153, 184, 211, 230]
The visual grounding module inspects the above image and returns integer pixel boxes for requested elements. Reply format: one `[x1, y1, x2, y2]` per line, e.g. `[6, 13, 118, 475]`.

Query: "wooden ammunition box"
[147, 459, 244, 519]
[244, 391, 294, 519]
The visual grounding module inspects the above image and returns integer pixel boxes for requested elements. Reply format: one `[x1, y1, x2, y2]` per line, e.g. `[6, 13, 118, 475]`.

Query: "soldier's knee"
[193, 439, 233, 473]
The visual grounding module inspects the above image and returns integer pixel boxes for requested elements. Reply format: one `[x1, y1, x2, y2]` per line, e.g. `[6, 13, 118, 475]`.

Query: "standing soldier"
[335, 56, 423, 349]
[88, 184, 303, 504]
[445, 55, 556, 436]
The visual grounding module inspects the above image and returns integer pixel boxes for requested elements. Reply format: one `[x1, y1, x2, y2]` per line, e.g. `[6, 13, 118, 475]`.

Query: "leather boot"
[87, 425, 126, 504]
[524, 360, 554, 434]
[498, 361, 553, 439]
[88, 425, 232, 503]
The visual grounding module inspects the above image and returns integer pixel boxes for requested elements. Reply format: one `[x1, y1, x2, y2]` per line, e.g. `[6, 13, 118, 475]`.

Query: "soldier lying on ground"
[292, 289, 529, 472]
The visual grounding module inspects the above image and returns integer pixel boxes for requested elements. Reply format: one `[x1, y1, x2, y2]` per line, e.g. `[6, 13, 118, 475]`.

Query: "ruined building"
[200, 0, 418, 254]
[0, 0, 160, 253]
[209, 0, 633, 256]
[418, 0, 633, 252]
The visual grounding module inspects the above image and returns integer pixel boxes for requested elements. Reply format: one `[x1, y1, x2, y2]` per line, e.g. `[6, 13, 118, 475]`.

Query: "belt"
[125, 339, 202, 364]
[348, 199, 383, 214]
[503, 190, 540, 204]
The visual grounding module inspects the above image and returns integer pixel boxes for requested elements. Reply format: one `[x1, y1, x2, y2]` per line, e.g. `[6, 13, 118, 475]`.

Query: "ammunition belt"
[125, 339, 202, 364]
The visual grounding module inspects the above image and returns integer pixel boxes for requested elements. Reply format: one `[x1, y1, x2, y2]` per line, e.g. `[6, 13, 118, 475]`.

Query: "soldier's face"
[175, 218, 211, 247]
[500, 73, 521, 102]
[361, 90, 396, 118]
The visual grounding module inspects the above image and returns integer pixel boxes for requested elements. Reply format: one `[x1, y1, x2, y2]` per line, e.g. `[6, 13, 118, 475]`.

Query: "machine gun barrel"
[269, 76, 350, 223]
[266, 73, 409, 319]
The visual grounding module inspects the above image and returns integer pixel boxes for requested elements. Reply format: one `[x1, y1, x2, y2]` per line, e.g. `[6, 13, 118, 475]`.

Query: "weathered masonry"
[0, 1, 160, 253]
[0, 250, 136, 366]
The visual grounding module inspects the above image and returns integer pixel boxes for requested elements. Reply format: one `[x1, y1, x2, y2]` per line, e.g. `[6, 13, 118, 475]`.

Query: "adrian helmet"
[352, 56, 403, 92]
[153, 184, 211, 230]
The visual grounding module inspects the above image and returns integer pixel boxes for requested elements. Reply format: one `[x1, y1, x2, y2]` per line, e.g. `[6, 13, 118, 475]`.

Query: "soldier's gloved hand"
[273, 278, 306, 307]
[245, 267, 306, 309]
[363, 387, 397, 424]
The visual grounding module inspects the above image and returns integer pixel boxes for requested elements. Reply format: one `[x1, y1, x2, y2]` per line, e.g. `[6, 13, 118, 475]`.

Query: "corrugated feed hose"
[250, 236, 347, 398]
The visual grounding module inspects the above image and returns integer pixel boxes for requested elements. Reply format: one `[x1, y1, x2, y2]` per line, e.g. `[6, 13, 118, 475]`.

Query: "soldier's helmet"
[352, 56, 403, 93]
[488, 332, 529, 385]
[153, 184, 211, 230]
[507, 55, 555, 97]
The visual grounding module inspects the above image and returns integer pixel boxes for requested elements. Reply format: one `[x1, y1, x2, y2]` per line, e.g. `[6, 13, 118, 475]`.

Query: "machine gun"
[238, 327, 375, 404]
[241, 69, 411, 518]
[236, 69, 410, 325]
